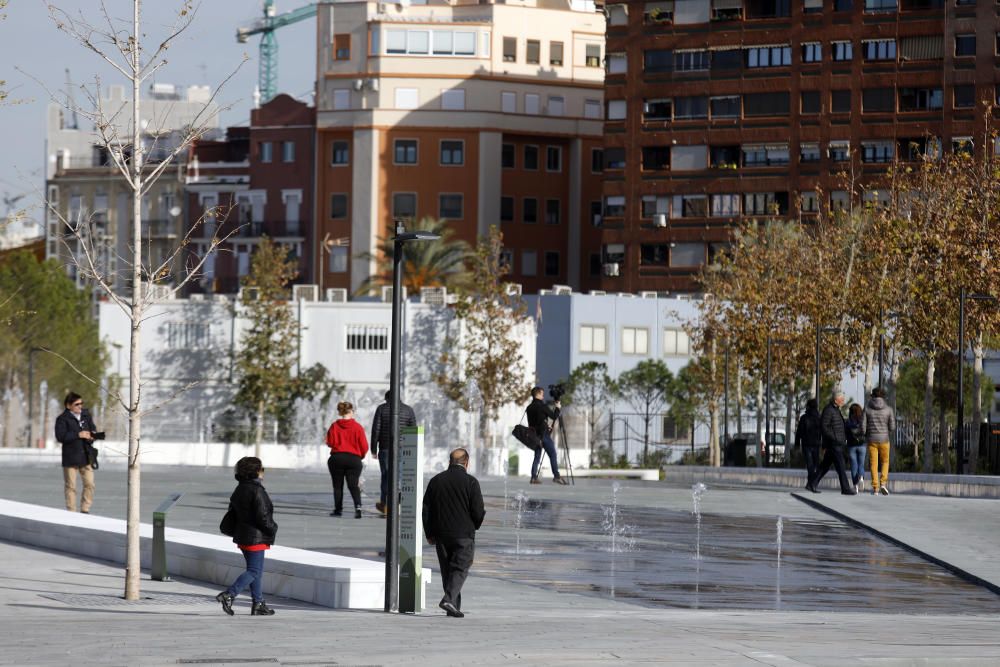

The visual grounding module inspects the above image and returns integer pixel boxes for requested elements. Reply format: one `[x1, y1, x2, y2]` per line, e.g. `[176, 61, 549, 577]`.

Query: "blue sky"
[0, 0, 316, 221]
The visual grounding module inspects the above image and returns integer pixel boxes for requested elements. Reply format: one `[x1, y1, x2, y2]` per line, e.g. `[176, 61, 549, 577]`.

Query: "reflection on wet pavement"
[474, 496, 1000, 613]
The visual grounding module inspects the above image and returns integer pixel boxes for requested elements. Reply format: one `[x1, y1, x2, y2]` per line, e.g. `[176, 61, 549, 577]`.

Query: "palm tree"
[353, 217, 473, 295]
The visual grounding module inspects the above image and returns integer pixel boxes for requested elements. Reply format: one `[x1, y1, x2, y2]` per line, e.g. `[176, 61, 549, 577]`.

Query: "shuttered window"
[900, 35, 944, 60]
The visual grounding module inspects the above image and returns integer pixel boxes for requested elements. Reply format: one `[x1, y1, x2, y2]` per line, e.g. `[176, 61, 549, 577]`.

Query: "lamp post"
[384, 221, 439, 613]
[765, 337, 789, 468]
[26, 347, 43, 448]
[814, 323, 841, 401]
[957, 289, 996, 475]
[723, 340, 730, 464]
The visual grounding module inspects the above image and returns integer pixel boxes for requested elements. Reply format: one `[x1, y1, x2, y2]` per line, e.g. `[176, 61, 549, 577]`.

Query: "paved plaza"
[3, 463, 1000, 666]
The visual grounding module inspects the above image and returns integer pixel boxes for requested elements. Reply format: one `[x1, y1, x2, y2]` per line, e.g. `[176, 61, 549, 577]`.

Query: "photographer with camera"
[55, 392, 102, 513]
[526, 386, 568, 485]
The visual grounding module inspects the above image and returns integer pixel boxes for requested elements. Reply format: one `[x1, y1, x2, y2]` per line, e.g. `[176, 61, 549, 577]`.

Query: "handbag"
[219, 505, 237, 537]
[512, 410, 542, 452]
[85, 442, 100, 471]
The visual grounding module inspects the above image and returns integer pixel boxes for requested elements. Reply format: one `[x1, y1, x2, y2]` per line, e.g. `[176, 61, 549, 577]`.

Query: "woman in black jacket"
[216, 457, 278, 616]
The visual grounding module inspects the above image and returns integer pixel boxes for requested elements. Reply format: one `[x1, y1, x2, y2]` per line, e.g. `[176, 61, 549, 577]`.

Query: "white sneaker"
[858, 476, 864, 490]
[880, 486, 890, 496]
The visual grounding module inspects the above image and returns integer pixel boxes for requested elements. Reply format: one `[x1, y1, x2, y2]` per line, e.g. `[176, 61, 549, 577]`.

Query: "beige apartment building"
[313, 0, 606, 294]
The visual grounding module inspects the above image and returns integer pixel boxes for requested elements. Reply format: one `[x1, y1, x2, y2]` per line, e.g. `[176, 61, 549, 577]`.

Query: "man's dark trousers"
[435, 537, 475, 610]
[803, 446, 820, 487]
[378, 449, 389, 506]
[813, 445, 852, 492]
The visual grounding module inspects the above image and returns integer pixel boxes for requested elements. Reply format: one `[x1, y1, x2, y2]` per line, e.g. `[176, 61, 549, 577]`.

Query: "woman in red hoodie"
[325, 401, 369, 518]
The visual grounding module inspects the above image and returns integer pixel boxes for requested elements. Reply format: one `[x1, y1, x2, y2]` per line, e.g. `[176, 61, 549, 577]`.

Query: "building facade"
[314, 0, 606, 295]
[601, 0, 998, 292]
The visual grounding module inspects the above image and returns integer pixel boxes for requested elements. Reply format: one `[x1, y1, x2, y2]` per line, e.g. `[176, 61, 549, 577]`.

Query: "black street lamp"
[384, 221, 439, 613]
[956, 289, 996, 475]
[765, 336, 789, 468]
[814, 323, 841, 401]
[26, 347, 43, 448]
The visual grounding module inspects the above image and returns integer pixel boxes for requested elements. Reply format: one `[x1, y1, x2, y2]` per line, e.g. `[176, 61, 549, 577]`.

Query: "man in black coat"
[812, 390, 856, 494]
[422, 448, 485, 618]
[54, 392, 98, 512]
[526, 386, 567, 484]
[795, 399, 823, 492]
[371, 390, 417, 515]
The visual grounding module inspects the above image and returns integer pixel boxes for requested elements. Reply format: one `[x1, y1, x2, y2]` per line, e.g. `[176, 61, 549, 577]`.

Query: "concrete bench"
[570, 468, 660, 481]
[0, 498, 430, 609]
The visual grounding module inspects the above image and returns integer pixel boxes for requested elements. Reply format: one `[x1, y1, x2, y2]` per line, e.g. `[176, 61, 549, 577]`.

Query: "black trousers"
[328, 452, 363, 512]
[813, 445, 852, 492]
[803, 447, 821, 487]
[435, 537, 475, 610]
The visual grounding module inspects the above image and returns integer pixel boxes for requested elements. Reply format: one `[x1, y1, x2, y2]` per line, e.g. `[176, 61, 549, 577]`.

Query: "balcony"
[234, 220, 304, 238]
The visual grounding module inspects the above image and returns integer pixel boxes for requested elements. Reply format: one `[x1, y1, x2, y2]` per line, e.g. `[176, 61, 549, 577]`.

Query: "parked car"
[731, 430, 786, 466]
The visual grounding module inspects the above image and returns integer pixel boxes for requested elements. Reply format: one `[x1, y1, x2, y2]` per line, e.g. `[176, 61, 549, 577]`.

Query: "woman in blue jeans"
[216, 457, 278, 616]
[846, 403, 867, 493]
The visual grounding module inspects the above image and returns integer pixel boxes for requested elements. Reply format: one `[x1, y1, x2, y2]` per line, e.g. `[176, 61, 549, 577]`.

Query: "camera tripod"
[551, 412, 575, 485]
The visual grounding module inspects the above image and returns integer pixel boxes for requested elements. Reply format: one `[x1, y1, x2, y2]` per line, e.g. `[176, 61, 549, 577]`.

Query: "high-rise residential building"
[314, 0, 606, 295]
[601, 0, 995, 292]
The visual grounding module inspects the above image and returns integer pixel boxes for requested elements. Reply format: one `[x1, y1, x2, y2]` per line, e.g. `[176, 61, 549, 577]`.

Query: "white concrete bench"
[0, 498, 430, 609]
[569, 468, 660, 481]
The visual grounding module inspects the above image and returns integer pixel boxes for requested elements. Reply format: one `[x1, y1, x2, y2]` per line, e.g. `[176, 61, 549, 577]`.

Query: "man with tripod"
[526, 386, 568, 485]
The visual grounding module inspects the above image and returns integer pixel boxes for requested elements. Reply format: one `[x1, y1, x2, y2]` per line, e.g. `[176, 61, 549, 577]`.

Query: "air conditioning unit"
[640, 291, 659, 299]
[420, 286, 447, 305]
[618, 292, 636, 298]
[381, 285, 407, 302]
[539, 289, 554, 295]
[292, 284, 319, 302]
[552, 285, 572, 295]
[652, 213, 667, 228]
[602, 262, 620, 277]
[326, 288, 348, 303]
[505, 283, 523, 296]
[588, 290, 607, 296]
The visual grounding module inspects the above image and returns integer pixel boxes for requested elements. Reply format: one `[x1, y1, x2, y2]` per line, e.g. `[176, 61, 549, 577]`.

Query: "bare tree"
[41, 0, 243, 600]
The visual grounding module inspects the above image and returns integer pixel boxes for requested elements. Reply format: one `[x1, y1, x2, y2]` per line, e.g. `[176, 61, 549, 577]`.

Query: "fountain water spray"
[775, 515, 783, 609]
[601, 482, 637, 553]
[691, 482, 707, 561]
[512, 490, 528, 556]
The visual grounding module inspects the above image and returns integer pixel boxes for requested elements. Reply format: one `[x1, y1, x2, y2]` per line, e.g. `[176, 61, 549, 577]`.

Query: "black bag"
[219, 505, 237, 537]
[85, 442, 99, 471]
[512, 423, 541, 452]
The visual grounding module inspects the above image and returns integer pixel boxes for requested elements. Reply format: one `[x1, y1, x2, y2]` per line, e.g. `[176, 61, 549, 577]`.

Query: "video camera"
[548, 383, 566, 401]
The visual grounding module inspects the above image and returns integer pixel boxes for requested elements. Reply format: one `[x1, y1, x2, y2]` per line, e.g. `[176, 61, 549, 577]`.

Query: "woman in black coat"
[216, 457, 278, 616]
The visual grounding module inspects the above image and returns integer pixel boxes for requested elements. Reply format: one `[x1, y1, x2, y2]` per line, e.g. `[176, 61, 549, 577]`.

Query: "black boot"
[215, 591, 234, 616]
[251, 600, 275, 616]
[355, 506, 363, 519]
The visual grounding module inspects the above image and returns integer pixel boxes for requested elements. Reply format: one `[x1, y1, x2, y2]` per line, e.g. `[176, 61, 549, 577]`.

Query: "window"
[953, 136, 974, 155]
[955, 34, 976, 57]
[592, 148, 604, 173]
[394, 139, 418, 164]
[828, 140, 850, 161]
[802, 42, 822, 63]
[672, 194, 708, 217]
[502, 143, 515, 168]
[548, 96, 565, 116]
[330, 193, 348, 219]
[674, 96, 708, 119]
[743, 92, 790, 116]
[605, 148, 626, 169]
[331, 140, 349, 165]
[899, 87, 943, 111]
[675, 50, 710, 71]
[501, 91, 516, 113]
[900, 35, 944, 60]
[433, 31, 453, 55]
[281, 141, 295, 163]
[835, 0, 852, 9]
[260, 141, 272, 163]
[800, 191, 819, 213]
[393, 193, 417, 218]
[332, 89, 351, 110]
[864, 39, 896, 61]
[746, 0, 791, 17]
[663, 328, 691, 355]
[394, 88, 419, 109]
[586, 44, 601, 67]
[440, 140, 464, 165]
[525, 93, 540, 115]
[711, 193, 739, 216]
[863, 88, 895, 113]
[439, 194, 463, 219]
[644, 0, 675, 23]
[804, 0, 823, 12]
[712, 0, 743, 20]
[831, 90, 851, 113]
[500, 249, 513, 271]
[550, 41, 564, 66]
[387, 30, 407, 54]
[830, 190, 850, 212]
[544, 251, 560, 276]
[641, 195, 670, 217]
[644, 98, 673, 121]
[545, 199, 561, 225]
[503, 37, 517, 62]
[500, 196, 514, 222]
[671, 145, 707, 170]
[607, 53, 627, 75]
[954, 85, 975, 109]
[441, 89, 465, 111]
[604, 195, 626, 217]
[864, 0, 896, 10]
[712, 49, 742, 69]
[166, 322, 212, 350]
[584, 99, 602, 119]
[607, 99, 627, 120]
[800, 142, 820, 162]
[743, 192, 788, 215]
[527, 39, 540, 64]
[346, 325, 389, 352]
[524, 145, 539, 170]
[801, 91, 820, 114]
[608, 3, 630, 24]
[644, 49, 672, 73]
[329, 246, 348, 273]
[743, 144, 789, 166]
[642, 146, 671, 170]
[862, 141, 894, 163]
[745, 45, 791, 68]
[334, 34, 351, 60]
[622, 327, 650, 355]
[522, 250, 537, 276]
[579, 325, 608, 353]
[641, 244, 669, 265]
[710, 96, 740, 118]
[832, 41, 853, 61]
[591, 201, 603, 226]
[546, 146, 562, 171]
[409, 31, 429, 54]
[523, 198, 538, 224]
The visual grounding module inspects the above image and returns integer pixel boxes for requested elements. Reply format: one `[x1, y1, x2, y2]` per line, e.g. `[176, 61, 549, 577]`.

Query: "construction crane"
[236, 0, 318, 104]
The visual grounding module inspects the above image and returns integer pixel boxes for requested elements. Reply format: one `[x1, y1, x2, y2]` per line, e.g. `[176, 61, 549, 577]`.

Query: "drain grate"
[40, 591, 215, 608]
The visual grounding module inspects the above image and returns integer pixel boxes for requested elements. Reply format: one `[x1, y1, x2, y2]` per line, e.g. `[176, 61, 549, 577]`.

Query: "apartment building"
[314, 0, 606, 295]
[601, 0, 1000, 292]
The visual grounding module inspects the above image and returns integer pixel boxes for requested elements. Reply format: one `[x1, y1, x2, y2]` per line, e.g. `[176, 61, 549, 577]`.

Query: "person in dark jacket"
[371, 390, 417, 516]
[795, 399, 822, 492]
[325, 401, 370, 518]
[54, 392, 98, 512]
[216, 456, 278, 616]
[812, 390, 856, 494]
[525, 386, 567, 485]
[846, 402, 867, 492]
[422, 448, 486, 618]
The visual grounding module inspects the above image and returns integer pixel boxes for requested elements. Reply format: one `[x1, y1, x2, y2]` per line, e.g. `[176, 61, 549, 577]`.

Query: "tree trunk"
[2, 374, 13, 449]
[642, 410, 650, 466]
[939, 399, 950, 474]
[735, 362, 744, 434]
[922, 354, 935, 474]
[709, 338, 719, 467]
[862, 335, 876, 404]
[784, 386, 794, 469]
[971, 332, 984, 474]
[255, 398, 264, 458]
[754, 379, 764, 468]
